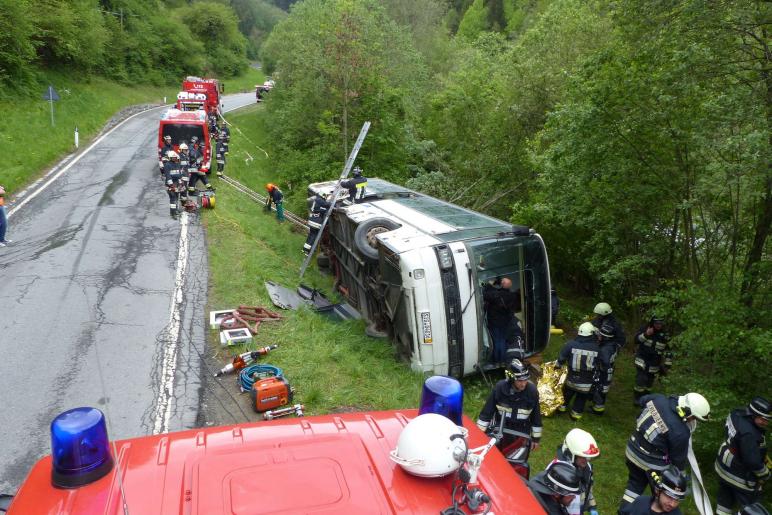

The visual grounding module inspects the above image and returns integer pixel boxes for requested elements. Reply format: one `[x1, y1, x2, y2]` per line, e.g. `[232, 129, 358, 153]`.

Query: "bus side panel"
[414, 247, 448, 376]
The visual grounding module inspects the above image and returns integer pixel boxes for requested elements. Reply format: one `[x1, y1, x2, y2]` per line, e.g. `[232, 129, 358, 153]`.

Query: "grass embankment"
[206, 105, 768, 514]
[0, 67, 265, 195]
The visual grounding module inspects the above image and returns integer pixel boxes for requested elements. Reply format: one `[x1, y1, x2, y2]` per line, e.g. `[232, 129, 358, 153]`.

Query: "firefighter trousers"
[304, 227, 319, 254]
[715, 478, 760, 515]
[563, 386, 590, 419]
[633, 368, 657, 401]
[619, 459, 651, 513]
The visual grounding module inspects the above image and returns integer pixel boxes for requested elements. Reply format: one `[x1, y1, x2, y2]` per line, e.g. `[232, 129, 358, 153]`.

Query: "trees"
[260, 0, 427, 188]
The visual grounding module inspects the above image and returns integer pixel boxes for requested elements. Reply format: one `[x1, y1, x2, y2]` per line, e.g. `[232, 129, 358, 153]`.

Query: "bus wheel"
[353, 218, 400, 262]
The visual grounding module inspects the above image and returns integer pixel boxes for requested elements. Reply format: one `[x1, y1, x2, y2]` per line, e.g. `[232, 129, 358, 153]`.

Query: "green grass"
[206, 105, 770, 514]
[222, 66, 266, 94]
[0, 71, 178, 193]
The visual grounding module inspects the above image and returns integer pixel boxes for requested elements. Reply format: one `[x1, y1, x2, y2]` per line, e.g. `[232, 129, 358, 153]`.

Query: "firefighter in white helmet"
[553, 429, 600, 515]
[557, 322, 608, 421]
[620, 392, 710, 512]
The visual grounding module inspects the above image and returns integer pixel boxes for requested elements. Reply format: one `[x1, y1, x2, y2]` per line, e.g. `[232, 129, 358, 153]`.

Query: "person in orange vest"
[0, 185, 10, 246]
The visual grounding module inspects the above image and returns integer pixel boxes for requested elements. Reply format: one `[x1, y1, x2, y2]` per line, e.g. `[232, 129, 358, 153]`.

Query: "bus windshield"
[161, 124, 205, 146]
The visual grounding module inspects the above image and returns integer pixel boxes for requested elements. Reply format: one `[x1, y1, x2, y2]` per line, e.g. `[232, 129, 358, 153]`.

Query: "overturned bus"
[307, 178, 552, 378]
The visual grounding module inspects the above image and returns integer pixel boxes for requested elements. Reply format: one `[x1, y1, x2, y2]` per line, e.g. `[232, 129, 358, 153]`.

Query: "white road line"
[7, 105, 166, 219]
[153, 211, 189, 434]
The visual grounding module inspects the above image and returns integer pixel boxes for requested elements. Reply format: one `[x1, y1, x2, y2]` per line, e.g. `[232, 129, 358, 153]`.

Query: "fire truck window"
[162, 124, 205, 145]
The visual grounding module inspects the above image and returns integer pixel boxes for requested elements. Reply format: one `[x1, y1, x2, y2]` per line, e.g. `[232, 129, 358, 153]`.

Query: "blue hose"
[239, 364, 283, 392]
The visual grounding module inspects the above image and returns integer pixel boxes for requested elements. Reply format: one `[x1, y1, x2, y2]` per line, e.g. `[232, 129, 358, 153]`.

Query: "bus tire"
[353, 218, 400, 262]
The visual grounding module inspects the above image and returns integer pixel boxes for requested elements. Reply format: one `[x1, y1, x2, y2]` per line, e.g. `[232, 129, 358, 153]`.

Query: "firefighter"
[591, 302, 626, 349]
[215, 136, 226, 177]
[208, 113, 218, 136]
[265, 183, 285, 222]
[477, 359, 542, 474]
[527, 460, 583, 515]
[553, 428, 600, 515]
[620, 465, 689, 515]
[220, 122, 230, 148]
[341, 166, 367, 203]
[620, 392, 710, 511]
[590, 320, 620, 415]
[164, 151, 184, 218]
[185, 142, 212, 193]
[303, 192, 330, 255]
[633, 315, 671, 403]
[159, 135, 173, 174]
[714, 396, 770, 515]
[740, 504, 771, 515]
[556, 322, 605, 421]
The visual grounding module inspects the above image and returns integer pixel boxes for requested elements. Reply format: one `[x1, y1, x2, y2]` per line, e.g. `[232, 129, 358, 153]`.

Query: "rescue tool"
[213, 345, 278, 377]
[264, 404, 304, 420]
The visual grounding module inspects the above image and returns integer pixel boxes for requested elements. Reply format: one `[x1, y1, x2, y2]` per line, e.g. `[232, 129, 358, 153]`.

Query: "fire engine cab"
[5, 380, 546, 514]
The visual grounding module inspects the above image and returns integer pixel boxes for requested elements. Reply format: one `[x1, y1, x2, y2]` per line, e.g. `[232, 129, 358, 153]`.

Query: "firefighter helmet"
[167, 151, 179, 160]
[266, 183, 275, 192]
[353, 166, 363, 177]
[543, 461, 582, 496]
[562, 428, 600, 462]
[164, 135, 171, 141]
[677, 393, 710, 422]
[650, 315, 665, 325]
[191, 136, 199, 144]
[505, 359, 530, 382]
[389, 413, 466, 478]
[593, 302, 612, 316]
[577, 322, 596, 337]
[652, 465, 687, 500]
[179, 143, 188, 151]
[749, 396, 771, 419]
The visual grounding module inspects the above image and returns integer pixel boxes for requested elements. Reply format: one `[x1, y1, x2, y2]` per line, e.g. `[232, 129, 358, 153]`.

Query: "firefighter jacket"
[178, 151, 191, 172]
[527, 473, 571, 515]
[634, 325, 671, 373]
[626, 394, 690, 471]
[307, 195, 330, 229]
[715, 408, 769, 492]
[159, 143, 173, 161]
[215, 141, 226, 165]
[188, 147, 203, 173]
[164, 161, 183, 185]
[220, 125, 230, 141]
[592, 314, 626, 349]
[478, 379, 542, 443]
[341, 175, 367, 202]
[557, 335, 604, 393]
[555, 447, 596, 512]
[619, 495, 683, 515]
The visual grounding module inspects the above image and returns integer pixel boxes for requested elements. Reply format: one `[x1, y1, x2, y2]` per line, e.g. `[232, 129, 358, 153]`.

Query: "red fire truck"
[181, 76, 223, 115]
[4, 382, 546, 514]
[157, 109, 211, 173]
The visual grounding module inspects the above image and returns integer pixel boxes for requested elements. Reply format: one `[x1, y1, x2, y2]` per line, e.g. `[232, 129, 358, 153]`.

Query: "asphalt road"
[0, 92, 257, 493]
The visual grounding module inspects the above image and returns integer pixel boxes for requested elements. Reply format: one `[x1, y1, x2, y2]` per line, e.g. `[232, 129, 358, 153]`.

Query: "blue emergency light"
[50, 407, 113, 488]
[418, 375, 463, 425]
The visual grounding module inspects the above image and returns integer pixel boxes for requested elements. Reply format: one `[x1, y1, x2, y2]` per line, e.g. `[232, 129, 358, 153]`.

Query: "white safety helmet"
[578, 322, 596, 337]
[563, 428, 600, 461]
[389, 413, 467, 478]
[164, 135, 171, 141]
[593, 302, 612, 316]
[179, 143, 188, 151]
[677, 392, 710, 421]
[167, 151, 179, 160]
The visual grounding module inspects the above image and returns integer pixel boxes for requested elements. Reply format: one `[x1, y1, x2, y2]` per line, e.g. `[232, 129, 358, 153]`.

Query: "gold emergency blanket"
[538, 360, 567, 416]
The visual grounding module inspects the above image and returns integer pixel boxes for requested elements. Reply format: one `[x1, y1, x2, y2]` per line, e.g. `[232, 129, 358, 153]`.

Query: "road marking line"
[153, 211, 189, 434]
[7, 106, 166, 219]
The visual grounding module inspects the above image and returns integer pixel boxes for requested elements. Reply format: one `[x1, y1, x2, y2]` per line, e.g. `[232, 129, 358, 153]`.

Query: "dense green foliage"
[0, 0, 252, 97]
[258, 0, 770, 396]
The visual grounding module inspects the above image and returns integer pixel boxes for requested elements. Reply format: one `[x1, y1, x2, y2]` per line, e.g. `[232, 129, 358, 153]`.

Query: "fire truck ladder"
[298, 121, 371, 279]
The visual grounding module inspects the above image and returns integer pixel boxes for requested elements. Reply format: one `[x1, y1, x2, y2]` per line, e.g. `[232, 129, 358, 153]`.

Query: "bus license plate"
[421, 312, 433, 344]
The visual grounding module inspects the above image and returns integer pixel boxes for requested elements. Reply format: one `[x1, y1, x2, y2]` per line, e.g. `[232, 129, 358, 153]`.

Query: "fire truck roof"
[10, 410, 544, 514]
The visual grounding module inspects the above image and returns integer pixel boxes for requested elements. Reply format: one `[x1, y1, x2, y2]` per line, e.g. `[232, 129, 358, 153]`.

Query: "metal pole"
[49, 87, 54, 126]
[74, 127, 79, 149]
[299, 121, 370, 278]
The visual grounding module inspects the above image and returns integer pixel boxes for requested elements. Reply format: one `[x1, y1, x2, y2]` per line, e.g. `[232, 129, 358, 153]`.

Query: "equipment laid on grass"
[238, 364, 283, 393]
[264, 404, 304, 420]
[213, 345, 278, 377]
[250, 376, 294, 413]
[219, 327, 252, 346]
[200, 191, 215, 209]
[219, 305, 283, 334]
